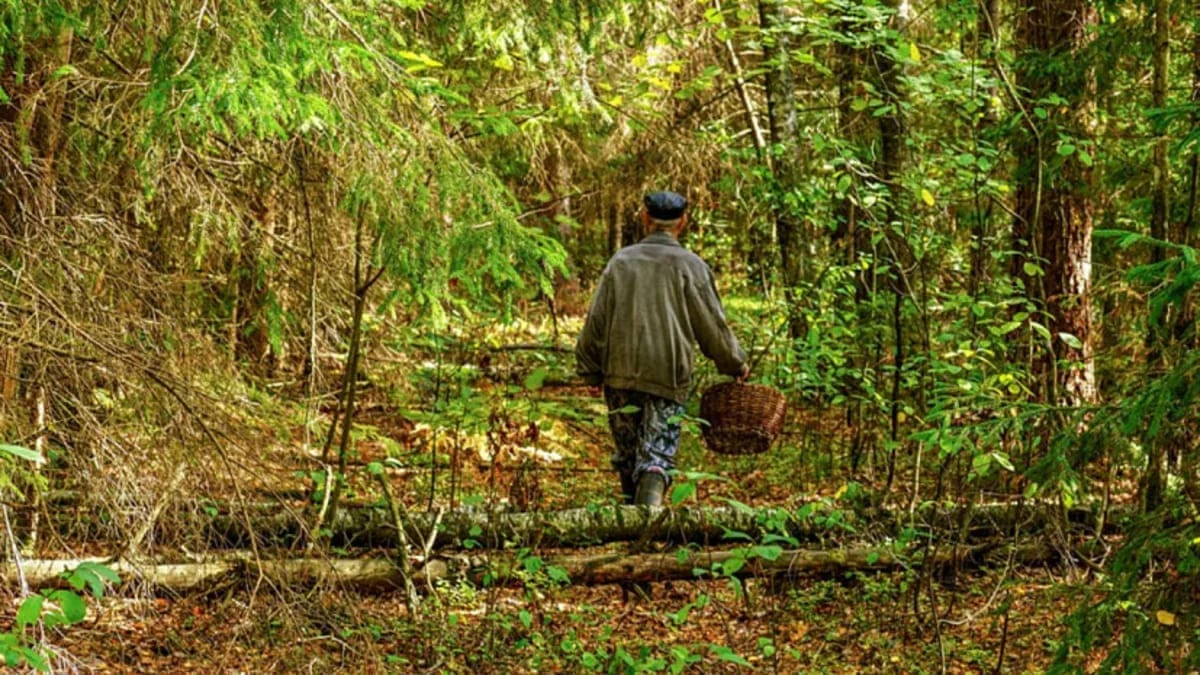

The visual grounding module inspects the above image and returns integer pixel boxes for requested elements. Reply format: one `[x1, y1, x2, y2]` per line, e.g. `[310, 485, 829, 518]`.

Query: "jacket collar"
[640, 231, 681, 247]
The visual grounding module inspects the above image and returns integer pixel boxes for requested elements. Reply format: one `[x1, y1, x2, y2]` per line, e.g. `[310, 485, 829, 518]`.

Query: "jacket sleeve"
[574, 272, 610, 385]
[688, 266, 747, 377]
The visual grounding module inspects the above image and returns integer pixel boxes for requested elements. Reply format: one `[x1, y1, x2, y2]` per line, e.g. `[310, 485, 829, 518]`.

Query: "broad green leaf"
[991, 452, 1015, 472]
[972, 453, 992, 476]
[523, 367, 548, 391]
[50, 590, 86, 624]
[1058, 332, 1083, 350]
[719, 497, 756, 515]
[546, 565, 570, 584]
[16, 595, 44, 629]
[671, 481, 696, 505]
[710, 645, 751, 667]
[752, 545, 783, 561]
[0, 444, 44, 464]
[921, 188, 935, 206]
[51, 64, 79, 80]
[1057, 143, 1076, 156]
[16, 646, 48, 673]
[522, 555, 544, 574]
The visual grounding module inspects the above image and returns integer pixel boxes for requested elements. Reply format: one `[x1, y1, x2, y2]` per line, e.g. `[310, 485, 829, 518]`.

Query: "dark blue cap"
[643, 191, 688, 220]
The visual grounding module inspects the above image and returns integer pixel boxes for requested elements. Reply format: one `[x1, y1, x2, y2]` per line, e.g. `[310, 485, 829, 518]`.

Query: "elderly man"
[576, 191, 749, 507]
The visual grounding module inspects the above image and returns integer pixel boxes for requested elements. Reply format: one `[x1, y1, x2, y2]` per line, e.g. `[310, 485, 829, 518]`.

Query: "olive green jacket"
[575, 231, 747, 403]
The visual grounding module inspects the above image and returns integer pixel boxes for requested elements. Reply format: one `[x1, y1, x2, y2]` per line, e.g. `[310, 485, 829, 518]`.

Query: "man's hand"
[736, 363, 750, 383]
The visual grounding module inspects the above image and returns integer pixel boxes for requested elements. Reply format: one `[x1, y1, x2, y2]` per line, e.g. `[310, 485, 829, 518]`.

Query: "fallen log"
[31, 497, 1124, 552]
[207, 503, 843, 550]
[0, 541, 1058, 593]
[208, 501, 1120, 551]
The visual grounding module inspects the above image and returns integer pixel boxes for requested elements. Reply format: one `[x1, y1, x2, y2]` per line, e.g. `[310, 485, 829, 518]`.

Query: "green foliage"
[0, 562, 119, 672]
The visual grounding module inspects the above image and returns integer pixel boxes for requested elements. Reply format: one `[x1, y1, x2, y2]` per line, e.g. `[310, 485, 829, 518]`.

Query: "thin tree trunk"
[878, 0, 909, 490]
[759, 0, 806, 338]
[1179, 0, 1200, 348]
[967, 0, 1000, 310]
[1143, 0, 1172, 511]
[320, 212, 386, 528]
[719, 0, 768, 163]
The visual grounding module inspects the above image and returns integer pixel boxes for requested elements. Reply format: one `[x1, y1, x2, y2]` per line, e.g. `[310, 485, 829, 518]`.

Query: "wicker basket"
[699, 382, 787, 456]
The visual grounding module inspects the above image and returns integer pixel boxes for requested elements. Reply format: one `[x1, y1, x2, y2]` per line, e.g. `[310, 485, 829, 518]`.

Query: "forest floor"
[56, 564, 1087, 673]
[10, 310, 1112, 673]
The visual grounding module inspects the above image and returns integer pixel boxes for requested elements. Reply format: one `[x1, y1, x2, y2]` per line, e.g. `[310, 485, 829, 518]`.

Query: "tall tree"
[758, 0, 806, 338]
[1013, 0, 1099, 405]
[1143, 0, 1172, 510]
[877, 0, 909, 489]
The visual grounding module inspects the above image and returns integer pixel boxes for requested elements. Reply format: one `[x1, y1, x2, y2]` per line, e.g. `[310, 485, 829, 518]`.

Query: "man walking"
[576, 191, 749, 507]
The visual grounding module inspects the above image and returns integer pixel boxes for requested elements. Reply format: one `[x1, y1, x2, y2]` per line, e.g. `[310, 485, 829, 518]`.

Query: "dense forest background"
[0, 0, 1197, 671]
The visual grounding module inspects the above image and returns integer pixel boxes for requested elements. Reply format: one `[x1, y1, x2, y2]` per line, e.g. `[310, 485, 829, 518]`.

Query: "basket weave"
[700, 382, 787, 456]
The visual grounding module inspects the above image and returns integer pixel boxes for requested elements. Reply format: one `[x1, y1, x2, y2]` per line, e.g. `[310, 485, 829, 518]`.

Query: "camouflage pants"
[604, 387, 685, 486]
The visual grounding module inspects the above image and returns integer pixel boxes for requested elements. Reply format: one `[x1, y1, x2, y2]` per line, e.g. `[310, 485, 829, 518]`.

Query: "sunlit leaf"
[1058, 332, 1083, 350]
[671, 480, 696, 505]
[0, 444, 44, 464]
[492, 53, 515, 71]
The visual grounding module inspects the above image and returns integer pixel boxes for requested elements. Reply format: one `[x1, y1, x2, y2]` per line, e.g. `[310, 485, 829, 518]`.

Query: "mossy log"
[206, 500, 1115, 550]
[0, 541, 1056, 593]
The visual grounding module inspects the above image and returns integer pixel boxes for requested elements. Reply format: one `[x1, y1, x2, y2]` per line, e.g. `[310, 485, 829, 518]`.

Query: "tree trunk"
[1179, 0, 1200, 348]
[967, 0, 1000, 308]
[877, 0, 909, 490]
[1014, 0, 1099, 406]
[1143, 0, 1172, 511]
[830, 3, 875, 473]
[759, 0, 806, 338]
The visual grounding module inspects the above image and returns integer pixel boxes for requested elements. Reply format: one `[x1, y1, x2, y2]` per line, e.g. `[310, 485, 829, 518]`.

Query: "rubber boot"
[634, 472, 666, 507]
[619, 471, 637, 505]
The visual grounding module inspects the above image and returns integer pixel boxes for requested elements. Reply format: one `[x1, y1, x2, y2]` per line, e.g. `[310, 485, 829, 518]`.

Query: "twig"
[172, 0, 208, 77]
[3, 505, 29, 596]
[306, 464, 334, 552]
[374, 470, 420, 611]
[420, 508, 445, 594]
[124, 461, 188, 558]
